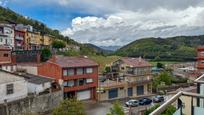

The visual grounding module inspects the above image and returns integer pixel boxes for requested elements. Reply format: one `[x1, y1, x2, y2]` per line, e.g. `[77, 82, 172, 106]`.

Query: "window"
[6, 84, 14, 95]
[86, 68, 93, 74]
[63, 69, 67, 76]
[64, 81, 74, 87]
[86, 78, 93, 83]
[77, 68, 83, 75]
[0, 38, 2, 42]
[78, 79, 85, 86]
[68, 69, 75, 76]
[3, 53, 8, 57]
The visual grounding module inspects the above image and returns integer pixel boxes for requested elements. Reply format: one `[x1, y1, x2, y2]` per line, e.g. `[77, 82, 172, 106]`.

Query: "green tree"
[104, 66, 111, 73]
[107, 101, 125, 115]
[52, 98, 86, 115]
[52, 40, 66, 49]
[41, 48, 52, 62]
[144, 104, 176, 115]
[156, 62, 164, 68]
[159, 71, 172, 85]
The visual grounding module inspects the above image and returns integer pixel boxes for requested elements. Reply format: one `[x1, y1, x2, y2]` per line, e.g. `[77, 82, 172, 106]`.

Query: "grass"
[150, 61, 181, 66]
[89, 55, 121, 73]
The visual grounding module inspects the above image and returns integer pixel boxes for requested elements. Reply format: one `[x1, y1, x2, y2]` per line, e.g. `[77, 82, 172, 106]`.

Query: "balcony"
[15, 36, 24, 40]
[64, 83, 97, 92]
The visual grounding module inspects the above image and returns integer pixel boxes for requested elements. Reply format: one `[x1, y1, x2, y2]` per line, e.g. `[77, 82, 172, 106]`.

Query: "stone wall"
[0, 90, 63, 115]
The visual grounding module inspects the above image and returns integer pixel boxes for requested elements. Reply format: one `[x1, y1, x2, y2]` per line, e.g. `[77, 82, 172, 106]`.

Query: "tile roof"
[120, 57, 152, 67]
[19, 73, 53, 84]
[50, 56, 98, 68]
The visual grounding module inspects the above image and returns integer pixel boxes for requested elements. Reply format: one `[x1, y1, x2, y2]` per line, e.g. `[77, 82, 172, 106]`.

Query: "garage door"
[137, 85, 144, 95]
[77, 90, 91, 100]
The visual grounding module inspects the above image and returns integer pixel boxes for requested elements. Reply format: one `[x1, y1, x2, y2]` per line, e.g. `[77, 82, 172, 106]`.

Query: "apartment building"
[0, 24, 15, 49]
[42, 34, 53, 48]
[98, 57, 152, 101]
[14, 28, 26, 50]
[38, 55, 99, 100]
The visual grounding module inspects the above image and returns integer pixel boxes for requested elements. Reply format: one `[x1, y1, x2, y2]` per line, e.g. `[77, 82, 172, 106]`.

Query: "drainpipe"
[197, 83, 200, 107]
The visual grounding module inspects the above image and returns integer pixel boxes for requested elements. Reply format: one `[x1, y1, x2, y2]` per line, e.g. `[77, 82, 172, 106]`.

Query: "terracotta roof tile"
[120, 57, 152, 67]
[50, 56, 98, 68]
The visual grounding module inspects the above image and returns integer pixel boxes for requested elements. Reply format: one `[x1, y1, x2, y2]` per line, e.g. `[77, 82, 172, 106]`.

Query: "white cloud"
[62, 6, 204, 46]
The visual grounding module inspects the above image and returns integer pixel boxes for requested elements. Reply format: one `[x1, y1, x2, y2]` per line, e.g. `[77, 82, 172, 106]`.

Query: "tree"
[52, 40, 66, 49]
[107, 101, 125, 115]
[104, 66, 111, 73]
[156, 62, 164, 68]
[144, 104, 176, 115]
[52, 98, 86, 115]
[41, 48, 52, 62]
[159, 71, 172, 85]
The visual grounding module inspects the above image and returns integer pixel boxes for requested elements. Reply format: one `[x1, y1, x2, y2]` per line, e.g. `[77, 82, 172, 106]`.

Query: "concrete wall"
[99, 84, 149, 101]
[17, 65, 37, 75]
[0, 80, 28, 103]
[0, 90, 63, 115]
[1, 65, 16, 73]
[28, 82, 51, 94]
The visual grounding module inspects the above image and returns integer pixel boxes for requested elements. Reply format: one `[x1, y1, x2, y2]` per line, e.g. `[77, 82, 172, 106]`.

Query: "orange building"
[197, 46, 204, 73]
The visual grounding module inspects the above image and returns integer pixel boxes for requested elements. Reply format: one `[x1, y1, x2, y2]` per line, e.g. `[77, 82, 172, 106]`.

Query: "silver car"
[125, 99, 139, 107]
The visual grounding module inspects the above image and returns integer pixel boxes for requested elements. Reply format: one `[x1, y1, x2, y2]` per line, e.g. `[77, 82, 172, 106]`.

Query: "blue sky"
[1, 0, 204, 46]
[4, 0, 98, 30]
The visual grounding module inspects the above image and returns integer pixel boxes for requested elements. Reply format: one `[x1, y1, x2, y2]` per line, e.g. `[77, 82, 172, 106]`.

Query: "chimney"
[139, 56, 142, 62]
[50, 55, 57, 62]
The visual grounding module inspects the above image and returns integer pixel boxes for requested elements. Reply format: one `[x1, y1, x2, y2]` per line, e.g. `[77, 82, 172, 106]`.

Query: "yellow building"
[42, 35, 53, 46]
[25, 31, 42, 50]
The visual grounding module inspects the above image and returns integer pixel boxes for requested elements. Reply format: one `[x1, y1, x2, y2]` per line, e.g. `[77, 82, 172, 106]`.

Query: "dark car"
[153, 96, 164, 103]
[139, 98, 152, 105]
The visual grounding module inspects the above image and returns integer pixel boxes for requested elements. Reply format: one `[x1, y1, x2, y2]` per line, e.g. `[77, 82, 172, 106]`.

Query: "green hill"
[115, 35, 204, 61]
[0, 6, 97, 55]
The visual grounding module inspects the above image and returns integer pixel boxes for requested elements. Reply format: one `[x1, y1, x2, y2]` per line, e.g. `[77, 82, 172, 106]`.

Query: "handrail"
[150, 91, 204, 115]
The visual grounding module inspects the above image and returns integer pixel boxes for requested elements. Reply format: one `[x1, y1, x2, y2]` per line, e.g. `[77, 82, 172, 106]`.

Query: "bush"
[41, 48, 52, 62]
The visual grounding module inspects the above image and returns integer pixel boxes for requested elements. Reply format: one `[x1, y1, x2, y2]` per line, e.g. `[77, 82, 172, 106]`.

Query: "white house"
[0, 70, 28, 103]
[19, 73, 53, 95]
[0, 24, 15, 48]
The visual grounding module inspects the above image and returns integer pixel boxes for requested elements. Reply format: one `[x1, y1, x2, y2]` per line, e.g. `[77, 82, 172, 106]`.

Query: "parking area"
[85, 94, 174, 115]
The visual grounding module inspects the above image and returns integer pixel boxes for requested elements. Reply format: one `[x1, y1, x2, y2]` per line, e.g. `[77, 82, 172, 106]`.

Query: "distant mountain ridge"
[115, 35, 204, 61]
[84, 43, 113, 54]
[99, 46, 121, 51]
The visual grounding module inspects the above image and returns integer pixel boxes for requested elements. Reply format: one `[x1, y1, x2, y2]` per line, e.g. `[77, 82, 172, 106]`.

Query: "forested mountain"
[115, 35, 204, 61]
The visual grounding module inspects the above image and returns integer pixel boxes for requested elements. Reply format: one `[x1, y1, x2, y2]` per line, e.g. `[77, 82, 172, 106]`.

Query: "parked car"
[153, 96, 164, 103]
[125, 99, 139, 107]
[139, 98, 152, 105]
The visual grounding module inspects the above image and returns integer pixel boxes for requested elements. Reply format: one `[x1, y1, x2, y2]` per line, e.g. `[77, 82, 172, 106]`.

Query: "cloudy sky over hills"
[2, 0, 204, 46]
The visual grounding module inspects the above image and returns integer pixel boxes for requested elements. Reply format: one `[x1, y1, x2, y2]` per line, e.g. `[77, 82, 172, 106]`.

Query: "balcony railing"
[64, 83, 96, 92]
[15, 36, 24, 40]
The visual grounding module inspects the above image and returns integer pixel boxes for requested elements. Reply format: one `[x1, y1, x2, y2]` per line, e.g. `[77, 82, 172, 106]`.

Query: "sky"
[1, 0, 204, 46]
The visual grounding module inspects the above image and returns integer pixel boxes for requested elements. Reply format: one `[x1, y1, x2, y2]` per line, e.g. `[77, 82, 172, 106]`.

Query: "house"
[42, 34, 53, 48]
[29, 31, 43, 50]
[38, 55, 99, 100]
[0, 24, 15, 49]
[17, 73, 54, 95]
[98, 57, 152, 101]
[0, 45, 16, 72]
[0, 70, 28, 103]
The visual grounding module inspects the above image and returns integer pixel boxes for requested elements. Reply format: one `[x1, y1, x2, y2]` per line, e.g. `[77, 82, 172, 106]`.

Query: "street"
[84, 95, 173, 115]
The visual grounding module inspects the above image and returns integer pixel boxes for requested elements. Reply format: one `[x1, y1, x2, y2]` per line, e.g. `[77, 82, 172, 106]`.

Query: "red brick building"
[197, 46, 204, 73]
[38, 56, 98, 100]
[0, 45, 16, 72]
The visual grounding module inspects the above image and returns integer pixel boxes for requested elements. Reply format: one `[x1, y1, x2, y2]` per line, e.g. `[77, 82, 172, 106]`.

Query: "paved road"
[85, 95, 174, 115]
